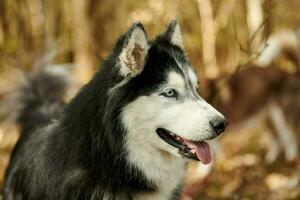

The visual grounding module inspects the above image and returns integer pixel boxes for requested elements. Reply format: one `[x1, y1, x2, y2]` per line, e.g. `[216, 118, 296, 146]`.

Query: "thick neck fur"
[60, 65, 153, 193]
[56, 62, 183, 199]
[58, 59, 186, 198]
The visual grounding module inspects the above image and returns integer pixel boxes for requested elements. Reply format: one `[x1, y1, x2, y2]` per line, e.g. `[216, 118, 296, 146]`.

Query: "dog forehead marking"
[167, 71, 185, 88]
[171, 57, 200, 98]
[172, 57, 196, 86]
[166, 62, 199, 100]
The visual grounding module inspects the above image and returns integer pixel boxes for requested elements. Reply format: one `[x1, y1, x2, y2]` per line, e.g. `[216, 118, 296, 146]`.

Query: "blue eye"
[161, 89, 178, 98]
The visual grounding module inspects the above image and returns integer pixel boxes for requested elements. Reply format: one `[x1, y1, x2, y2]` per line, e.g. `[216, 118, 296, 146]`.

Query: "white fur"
[188, 68, 198, 86]
[168, 71, 185, 89]
[123, 94, 186, 199]
[170, 23, 183, 48]
[122, 71, 224, 198]
[157, 99, 223, 141]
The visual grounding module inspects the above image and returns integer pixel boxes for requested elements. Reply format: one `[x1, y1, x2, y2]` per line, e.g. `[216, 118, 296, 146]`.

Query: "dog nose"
[210, 117, 228, 135]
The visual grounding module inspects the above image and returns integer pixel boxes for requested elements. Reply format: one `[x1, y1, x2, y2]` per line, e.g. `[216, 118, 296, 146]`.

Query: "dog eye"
[161, 89, 178, 98]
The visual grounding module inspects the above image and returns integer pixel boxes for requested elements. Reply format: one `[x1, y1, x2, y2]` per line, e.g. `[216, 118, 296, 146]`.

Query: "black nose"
[210, 117, 228, 135]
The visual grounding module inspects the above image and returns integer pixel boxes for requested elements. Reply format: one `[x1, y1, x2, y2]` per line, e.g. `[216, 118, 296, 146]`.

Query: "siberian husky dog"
[3, 20, 227, 200]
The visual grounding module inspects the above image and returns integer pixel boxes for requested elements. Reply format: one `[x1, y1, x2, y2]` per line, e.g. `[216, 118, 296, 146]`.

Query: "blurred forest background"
[1, 0, 300, 199]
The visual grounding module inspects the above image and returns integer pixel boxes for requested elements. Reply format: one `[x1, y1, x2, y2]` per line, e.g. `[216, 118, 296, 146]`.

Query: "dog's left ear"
[163, 20, 183, 48]
[118, 22, 149, 77]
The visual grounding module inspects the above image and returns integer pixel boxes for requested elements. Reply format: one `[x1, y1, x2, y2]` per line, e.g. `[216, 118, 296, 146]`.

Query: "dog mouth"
[156, 128, 212, 164]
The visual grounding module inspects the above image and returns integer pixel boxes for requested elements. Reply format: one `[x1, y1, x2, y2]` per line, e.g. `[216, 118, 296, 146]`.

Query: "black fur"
[3, 22, 188, 200]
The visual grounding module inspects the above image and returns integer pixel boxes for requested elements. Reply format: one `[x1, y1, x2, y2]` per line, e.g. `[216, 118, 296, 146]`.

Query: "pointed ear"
[164, 20, 183, 48]
[118, 22, 149, 77]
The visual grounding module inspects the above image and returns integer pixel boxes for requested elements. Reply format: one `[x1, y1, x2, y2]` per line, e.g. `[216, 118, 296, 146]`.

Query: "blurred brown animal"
[200, 28, 300, 163]
[202, 65, 300, 163]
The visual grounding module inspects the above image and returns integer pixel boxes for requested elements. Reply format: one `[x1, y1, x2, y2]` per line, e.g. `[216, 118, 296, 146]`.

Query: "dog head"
[109, 20, 227, 164]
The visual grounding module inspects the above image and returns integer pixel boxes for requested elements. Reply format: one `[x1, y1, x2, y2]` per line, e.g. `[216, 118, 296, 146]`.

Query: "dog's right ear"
[162, 20, 183, 48]
[116, 22, 149, 78]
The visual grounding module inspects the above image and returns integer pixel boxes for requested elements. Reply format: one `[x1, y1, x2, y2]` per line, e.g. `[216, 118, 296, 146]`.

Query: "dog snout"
[210, 116, 228, 135]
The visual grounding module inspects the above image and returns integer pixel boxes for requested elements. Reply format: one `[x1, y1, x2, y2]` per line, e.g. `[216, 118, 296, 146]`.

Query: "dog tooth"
[190, 149, 196, 154]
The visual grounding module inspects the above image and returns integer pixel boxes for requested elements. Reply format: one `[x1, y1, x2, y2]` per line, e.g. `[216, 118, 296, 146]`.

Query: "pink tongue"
[183, 140, 212, 164]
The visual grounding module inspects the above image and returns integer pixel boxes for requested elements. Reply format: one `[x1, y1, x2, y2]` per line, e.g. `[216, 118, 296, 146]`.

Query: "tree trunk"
[196, 0, 219, 78]
[246, 0, 264, 51]
[71, 0, 95, 84]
